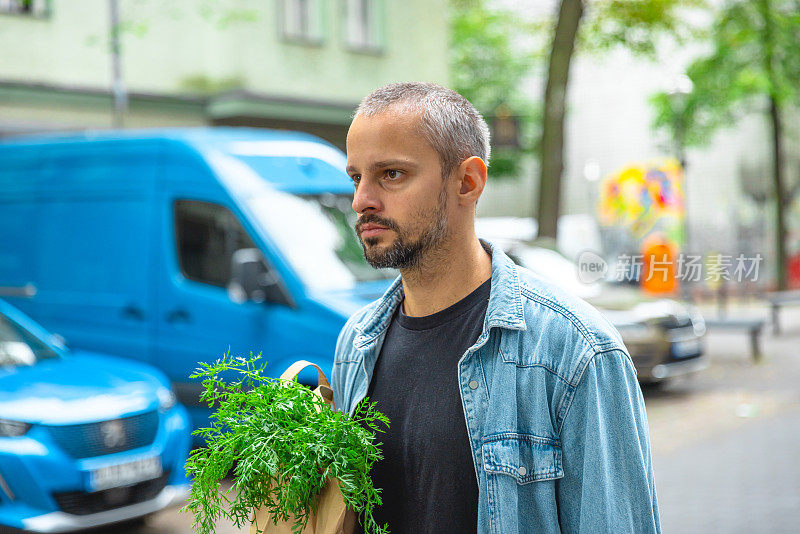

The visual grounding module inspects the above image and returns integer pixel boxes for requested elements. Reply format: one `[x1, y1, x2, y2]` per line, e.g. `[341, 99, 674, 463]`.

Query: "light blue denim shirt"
[332, 240, 661, 533]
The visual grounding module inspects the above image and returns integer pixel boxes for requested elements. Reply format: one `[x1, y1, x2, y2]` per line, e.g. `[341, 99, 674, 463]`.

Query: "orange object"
[788, 253, 800, 289]
[641, 235, 678, 295]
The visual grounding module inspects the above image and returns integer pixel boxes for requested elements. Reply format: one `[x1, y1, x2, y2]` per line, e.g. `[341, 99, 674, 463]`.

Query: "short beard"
[356, 183, 449, 270]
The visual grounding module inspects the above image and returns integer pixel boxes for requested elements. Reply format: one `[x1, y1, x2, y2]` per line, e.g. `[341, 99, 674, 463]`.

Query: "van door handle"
[121, 305, 145, 321]
[166, 309, 191, 324]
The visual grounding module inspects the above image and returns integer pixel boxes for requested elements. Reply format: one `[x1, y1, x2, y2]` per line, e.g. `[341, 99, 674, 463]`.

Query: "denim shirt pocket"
[482, 433, 564, 483]
[481, 434, 564, 534]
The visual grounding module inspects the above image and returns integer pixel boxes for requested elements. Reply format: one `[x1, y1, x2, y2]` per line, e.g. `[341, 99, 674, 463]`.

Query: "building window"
[280, 0, 324, 45]
[0, 0, 49, 17]
[344, 0, 383, 53]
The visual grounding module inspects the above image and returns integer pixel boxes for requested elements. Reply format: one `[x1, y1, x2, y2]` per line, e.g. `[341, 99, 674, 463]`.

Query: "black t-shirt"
[356, 277, 491, 534]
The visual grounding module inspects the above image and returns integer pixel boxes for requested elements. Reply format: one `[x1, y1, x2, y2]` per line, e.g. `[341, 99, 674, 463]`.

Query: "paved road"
[113, 302, 800, 533]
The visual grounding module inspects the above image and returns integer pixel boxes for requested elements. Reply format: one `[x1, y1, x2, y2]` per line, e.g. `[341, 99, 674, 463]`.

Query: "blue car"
[0, 299, 190, 532]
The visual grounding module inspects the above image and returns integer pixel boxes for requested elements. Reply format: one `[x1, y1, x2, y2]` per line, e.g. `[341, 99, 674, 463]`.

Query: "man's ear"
[456, 156, 488, 207]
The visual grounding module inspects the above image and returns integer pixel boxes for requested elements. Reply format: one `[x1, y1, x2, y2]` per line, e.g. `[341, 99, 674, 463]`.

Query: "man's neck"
[399, 236, 492, 318]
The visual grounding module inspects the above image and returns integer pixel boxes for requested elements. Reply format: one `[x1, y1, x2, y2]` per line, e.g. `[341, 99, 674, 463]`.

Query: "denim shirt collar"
[353, 239, 526, 349]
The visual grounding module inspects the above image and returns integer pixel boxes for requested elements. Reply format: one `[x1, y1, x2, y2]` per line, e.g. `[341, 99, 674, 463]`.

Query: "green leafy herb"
[181, 351, 389, 534]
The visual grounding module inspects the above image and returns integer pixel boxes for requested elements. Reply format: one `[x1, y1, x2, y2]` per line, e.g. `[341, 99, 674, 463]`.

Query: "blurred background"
[1, 0, 799, 532]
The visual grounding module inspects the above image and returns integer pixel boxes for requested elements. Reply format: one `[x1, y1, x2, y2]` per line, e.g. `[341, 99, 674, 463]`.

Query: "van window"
[246, 192, 397, 291]
[174, 200, 257, 288]
[0, 313, 59, 368]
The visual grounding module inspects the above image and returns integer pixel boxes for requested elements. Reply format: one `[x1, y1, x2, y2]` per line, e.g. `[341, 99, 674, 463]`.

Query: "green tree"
[536, 0, 701, 239]
[449, 0, 542, 177]
[651, 0, 800, 289]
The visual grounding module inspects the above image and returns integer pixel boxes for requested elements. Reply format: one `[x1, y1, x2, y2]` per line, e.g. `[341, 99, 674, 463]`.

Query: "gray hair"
[354, 82, 491, 178]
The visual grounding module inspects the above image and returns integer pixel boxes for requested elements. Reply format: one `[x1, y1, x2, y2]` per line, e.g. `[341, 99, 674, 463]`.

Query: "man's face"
[346, 110, 451, 270]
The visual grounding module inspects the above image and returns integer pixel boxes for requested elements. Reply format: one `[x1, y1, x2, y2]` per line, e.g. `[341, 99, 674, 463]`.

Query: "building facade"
[0, 0, 449, 149]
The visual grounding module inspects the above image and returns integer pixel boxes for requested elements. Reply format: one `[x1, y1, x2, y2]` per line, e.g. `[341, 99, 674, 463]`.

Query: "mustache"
[355, 214, 400, 235]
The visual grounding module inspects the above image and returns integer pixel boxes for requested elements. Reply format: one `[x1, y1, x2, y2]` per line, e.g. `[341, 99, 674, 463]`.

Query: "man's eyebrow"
[352, 159, 419, 173]
[376, 159, 419, 170]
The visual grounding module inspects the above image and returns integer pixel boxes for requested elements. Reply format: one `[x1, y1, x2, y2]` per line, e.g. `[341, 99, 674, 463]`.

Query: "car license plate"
[90, 456, 162, 491]
[672, 338, 702, 359]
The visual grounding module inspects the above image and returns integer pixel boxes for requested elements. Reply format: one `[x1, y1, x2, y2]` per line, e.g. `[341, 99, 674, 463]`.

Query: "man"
[333, 82, 660, 533]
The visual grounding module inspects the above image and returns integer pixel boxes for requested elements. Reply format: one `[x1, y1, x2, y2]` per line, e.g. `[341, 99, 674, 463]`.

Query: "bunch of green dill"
[181, 351, 389, 534]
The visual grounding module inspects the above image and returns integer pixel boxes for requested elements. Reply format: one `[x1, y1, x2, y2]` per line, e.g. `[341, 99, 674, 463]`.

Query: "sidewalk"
[647, 302, 800, 533]
[656, 408, 800, 533]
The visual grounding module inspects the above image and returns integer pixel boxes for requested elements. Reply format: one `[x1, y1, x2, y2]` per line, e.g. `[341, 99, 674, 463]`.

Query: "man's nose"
[352, 178, 382, 214]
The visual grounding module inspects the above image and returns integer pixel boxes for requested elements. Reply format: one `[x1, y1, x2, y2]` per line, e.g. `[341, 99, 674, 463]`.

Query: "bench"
[764, 290, 800, 334]
[703, 317, 766, 362]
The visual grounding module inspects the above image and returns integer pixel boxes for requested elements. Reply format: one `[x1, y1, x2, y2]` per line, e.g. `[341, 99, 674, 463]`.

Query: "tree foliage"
[449, 0, 542, 177]
[650, 0, 800, 288]
[651, 0, 800, 145]
[580, 0, 704, 56]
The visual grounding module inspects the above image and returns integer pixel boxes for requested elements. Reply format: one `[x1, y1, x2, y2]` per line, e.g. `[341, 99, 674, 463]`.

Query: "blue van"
[0, 128, 395, 438]
[0, 297, 190, 531]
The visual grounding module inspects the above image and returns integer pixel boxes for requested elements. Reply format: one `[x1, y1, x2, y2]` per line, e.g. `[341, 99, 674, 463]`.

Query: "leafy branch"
[181, 351, 389, 534]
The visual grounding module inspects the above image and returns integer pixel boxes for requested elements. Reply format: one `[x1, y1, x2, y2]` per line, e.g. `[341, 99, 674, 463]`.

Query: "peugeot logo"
[100, 420, 126, 448]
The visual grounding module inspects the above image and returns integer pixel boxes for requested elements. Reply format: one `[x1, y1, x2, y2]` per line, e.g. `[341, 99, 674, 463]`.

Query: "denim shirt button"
[468, 380, 479, 390]
[517, 466, 527, 476]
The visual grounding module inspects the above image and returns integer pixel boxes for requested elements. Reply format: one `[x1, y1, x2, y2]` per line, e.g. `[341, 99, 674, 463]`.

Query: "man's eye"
[384, 170, 402, 180]
[351, 174, 361, 186]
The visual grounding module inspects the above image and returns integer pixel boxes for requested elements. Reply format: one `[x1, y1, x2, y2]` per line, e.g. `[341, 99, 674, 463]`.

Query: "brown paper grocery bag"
[250, 361, 357, 534]
[251, 477, 356, 534]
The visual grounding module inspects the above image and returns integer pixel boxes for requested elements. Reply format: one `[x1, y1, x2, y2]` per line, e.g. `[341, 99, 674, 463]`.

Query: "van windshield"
[0, 314, 60, 368]
[246, 192, 397, 291]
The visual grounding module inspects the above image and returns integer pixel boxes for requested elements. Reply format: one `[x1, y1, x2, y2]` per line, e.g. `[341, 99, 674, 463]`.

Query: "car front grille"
[628, 350, 659, 366]
[46, 411, 159, 459]
[53, 471, 170, 515]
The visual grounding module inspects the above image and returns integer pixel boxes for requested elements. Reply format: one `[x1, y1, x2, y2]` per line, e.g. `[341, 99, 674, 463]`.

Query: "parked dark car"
[476, 218, 707, 383]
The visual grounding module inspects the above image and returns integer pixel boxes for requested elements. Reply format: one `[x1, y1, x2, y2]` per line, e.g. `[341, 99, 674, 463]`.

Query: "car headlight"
[157, 387, 177, 412]
[0, 418, 31, 437]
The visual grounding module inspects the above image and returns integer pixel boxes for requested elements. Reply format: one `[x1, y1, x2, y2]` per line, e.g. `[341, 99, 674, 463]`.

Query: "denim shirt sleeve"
[331, 305, 368, 417]
[556, 349, 661, 533]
